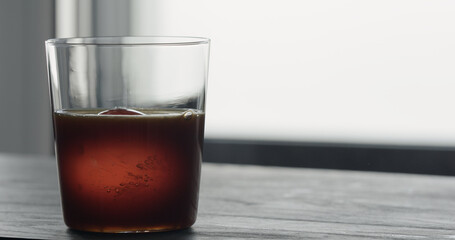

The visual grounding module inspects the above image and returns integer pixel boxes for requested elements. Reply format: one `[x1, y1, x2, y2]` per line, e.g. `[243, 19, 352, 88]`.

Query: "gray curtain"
[0, 0, 54, 155]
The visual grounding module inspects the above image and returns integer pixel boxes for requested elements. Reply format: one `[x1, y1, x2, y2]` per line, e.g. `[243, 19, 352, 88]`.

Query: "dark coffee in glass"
[54, 108, 204, 232]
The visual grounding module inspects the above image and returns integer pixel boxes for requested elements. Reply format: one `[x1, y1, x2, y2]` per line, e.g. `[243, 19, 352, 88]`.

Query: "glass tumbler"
[45, 36, 210, 233]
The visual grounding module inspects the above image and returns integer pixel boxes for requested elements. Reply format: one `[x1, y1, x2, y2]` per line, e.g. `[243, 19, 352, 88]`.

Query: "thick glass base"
[67, 222, 194, 233]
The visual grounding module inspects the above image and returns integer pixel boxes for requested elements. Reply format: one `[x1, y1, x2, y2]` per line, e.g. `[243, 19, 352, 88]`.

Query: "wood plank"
[1, 153, 455, 239]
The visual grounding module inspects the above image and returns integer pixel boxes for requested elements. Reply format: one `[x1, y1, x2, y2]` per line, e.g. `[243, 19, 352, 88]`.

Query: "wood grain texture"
[1, 153, 455, 239]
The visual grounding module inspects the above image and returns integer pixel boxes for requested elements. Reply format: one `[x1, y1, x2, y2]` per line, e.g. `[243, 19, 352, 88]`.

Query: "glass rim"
[45, 36, 210, 46]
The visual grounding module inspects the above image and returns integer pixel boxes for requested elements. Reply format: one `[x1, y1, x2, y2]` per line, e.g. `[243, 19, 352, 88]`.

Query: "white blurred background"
[2, 0, 455, 155]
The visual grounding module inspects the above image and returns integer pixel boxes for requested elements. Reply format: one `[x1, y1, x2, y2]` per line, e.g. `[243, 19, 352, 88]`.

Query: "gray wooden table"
[1, 153, 455, 239]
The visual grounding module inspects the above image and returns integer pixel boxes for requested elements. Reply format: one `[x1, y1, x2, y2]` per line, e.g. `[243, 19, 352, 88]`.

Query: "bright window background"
[64, 0, 455, 147]
[137, 0, 455, 145]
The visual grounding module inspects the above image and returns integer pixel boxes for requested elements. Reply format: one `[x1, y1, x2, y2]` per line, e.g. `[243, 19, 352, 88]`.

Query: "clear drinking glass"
[45, 36, 210, 233]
